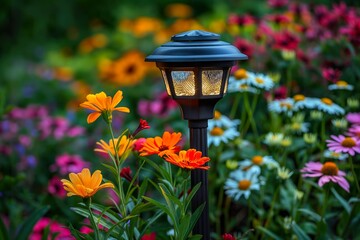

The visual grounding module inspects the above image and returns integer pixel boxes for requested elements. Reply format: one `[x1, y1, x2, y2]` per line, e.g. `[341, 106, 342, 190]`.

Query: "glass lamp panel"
[171, 71, 195, 96]
[224, 68, 231, 94]
[161, 70, 171, 95]
[202, 70, 223, 95]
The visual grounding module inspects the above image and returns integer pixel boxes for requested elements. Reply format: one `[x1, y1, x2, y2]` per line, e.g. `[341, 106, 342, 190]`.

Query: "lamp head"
[146, 30, 248, 120]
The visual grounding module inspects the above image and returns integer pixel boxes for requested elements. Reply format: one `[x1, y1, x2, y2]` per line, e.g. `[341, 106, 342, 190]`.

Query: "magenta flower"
[30, 217, 72, 240]
[301, 162, 349, 192]
[347, 125, 360, 139]
[326, 135, 360, 156]
[346, 112, 360, 125]
[272, 31, 300, 51]
[234, 38, 255, 59]
[51, 154, 90, 175]
[48, 176, 67, 198]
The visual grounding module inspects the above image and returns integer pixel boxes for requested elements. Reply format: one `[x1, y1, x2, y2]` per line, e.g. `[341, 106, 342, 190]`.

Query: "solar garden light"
[146, 30, 247, 239]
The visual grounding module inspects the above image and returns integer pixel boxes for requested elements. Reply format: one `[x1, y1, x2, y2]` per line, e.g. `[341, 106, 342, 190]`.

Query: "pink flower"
[30, 217, 73, 240]
[51, 154, 90, 175]
[267, 0, 288, 8]
[228, 14, 255, 26]
[347, 125, 360, 139]
[48, 176, 67, 198]
[301, 162, 349, 192]
[346, 113, 360, 125]
[132, 119, 150, 137]
[326, 135, 360, 156]
[133, 138, 146, 152]
[138, 92, 177, 118]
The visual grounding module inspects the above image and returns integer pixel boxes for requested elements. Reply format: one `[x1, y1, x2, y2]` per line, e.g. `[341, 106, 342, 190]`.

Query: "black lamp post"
[145, 30, 247, 239]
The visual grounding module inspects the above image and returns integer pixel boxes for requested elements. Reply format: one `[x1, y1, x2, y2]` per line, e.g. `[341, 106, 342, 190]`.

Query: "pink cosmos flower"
[346, 113, 360, 125]
[347, 125, 360, 139]
[326, 135, 360, 156]
[51, 154, 90, 175]
[301, 162, 349, 192]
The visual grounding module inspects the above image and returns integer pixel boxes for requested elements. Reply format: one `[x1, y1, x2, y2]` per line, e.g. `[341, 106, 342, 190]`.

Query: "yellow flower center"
[341, 137, 356, 148]
[214, 110, 222, 120]
[234, 69, 247, 80]
[321, 162, 339, 176]
[210, 127, 224, 136]
[293, 94, 305, 102]
[321, 98, 333, 105]
[280, 102, 292, 109]
[330, 152, 340, 157]
[238, 180, 251, 190]
[336, 80, 348, 86]
[252, 156, 263, 165]
[240, 84, 249, 89]
[256, 78, 264, 84]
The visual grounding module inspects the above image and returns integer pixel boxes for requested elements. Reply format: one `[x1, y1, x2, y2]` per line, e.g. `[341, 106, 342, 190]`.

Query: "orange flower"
[61, 168, 114, 198]
[164, 149, 210, 170]
[140, 131, 182, 157]
[95, 135, 134, 158]
[79, 90, 130, 124]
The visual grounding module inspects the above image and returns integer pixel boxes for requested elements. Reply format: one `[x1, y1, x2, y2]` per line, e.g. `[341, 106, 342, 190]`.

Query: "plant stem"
[349, 156, 360, 195]
[316, 186, 330, 238]
[230, 94, 241, 119]
[88, 198, 100, 239]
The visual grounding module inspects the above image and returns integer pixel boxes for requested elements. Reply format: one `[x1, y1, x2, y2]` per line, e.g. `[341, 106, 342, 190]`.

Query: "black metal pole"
[189, 119, 210, 240]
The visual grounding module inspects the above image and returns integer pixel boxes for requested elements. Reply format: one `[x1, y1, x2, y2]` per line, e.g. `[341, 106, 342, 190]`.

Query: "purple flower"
[347, 125, 360, 139]
[346, 112, 360, 125]
[326, 135, 360, 156]
[301, 162, 349, 192]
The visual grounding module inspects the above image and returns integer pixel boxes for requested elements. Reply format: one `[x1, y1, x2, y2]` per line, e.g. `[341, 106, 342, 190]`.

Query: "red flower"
[322, 67, 341, 83]
[222, 233, 236, 240]
[132, 119, 150, 137]
[120, 167, 133, 182]
[234, 38, 254, 58]
[141, 232, 156, 240]
[273, 31, 300, 51]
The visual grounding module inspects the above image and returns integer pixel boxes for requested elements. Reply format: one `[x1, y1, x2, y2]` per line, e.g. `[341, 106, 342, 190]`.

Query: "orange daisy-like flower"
[164, 149, 210, 170]
[95, 135, 134, 158]
[61, 168, 114, 198]
[79, 90, 130, 124]
[140, 131, 182, 157]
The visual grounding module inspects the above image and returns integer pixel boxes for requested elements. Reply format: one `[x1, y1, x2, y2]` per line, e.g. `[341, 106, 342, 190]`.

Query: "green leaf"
[101, 163, 118, 177]
[178, 213, 191, 239]
[256, 226, 282, 240]
[184, 183, 201, 212]
[331, 188, 351, 214]
[291, 222, 311, 240]
[0, 216, 9, 240]
[188, 204, 205, 237]
[297, 208, 321, 222]
[16, 205, 50, 240]
[140, 210, 163, 236]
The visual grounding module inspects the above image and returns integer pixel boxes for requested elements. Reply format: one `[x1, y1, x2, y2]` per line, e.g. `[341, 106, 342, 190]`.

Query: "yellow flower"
[95, 135, 134, 158]
[80, 90, 130, 124]
[61, 168, 114, 198]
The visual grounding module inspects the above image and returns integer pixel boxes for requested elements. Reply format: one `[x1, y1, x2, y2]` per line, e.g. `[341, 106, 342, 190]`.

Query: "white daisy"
[207, 126, 240, 146]
[268, 98, 294, 116]
[263, 132, 285, 146]
[314, 98, 345, 115]
[292, 94, 318, 111]
[225, 166, 262, 200]
[228, 81, 259, 94]
[248, 72, 274, 90]
[239, 155, 279, 170]
[208, 110, 240, 129]
[323, 150, 348, 161]
[328, 81, 354, 91]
